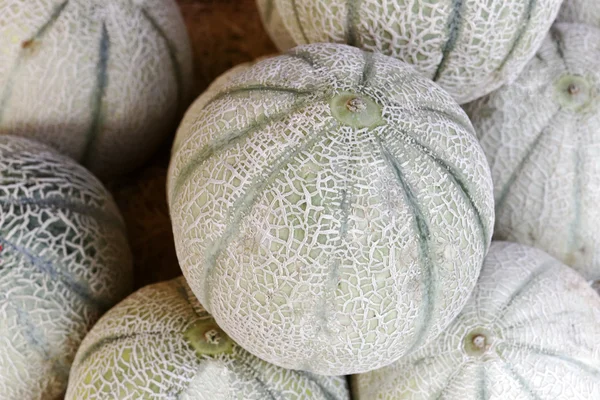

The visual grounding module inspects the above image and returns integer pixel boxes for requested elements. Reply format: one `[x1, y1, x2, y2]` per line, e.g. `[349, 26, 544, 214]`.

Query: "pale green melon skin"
[0, 0, 193, 179]
[353, 242, 600, 399]
[465, 23, 600, 283]
[65, 276, 350, 400]
[0, 135, 133, 399]
[257, 0, 562, 104]
[557, 0, 600, 27]
[168, 43, 495, 375]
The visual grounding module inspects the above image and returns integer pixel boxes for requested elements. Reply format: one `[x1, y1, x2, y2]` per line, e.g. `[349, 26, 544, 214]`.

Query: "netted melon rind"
[256, 0, 562, 104]
[0, 135, 133, 399]
[0, 0, 193, 178]
[66, 277, 350, 400]
[168, 43, 495, 375]
[353, 242, 600, 399]
[466, 23, 600, 282]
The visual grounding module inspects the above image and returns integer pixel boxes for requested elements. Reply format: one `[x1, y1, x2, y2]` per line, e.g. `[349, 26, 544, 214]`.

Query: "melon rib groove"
[81, 22, 110, 165]
[494, 109, 562, 214]
[376, 139, 436, 352]
[495, 0, 537, 74]
[493, 262, 553, 323]
[202, 124, 327, 309]
[502, 342, 600, 377]
[0, 196, 125, 231]
[172, 95, 326, 200]
[499, 359, 541, 399]
[568, 117, 583, 256]
[433, 0, 465, 82]
[393, 127, 488, 248]
[346, 0, 362, 47]
[286, 49, 319, 69]
[550, 26, 569, 72]
[140, 8, 184, 114]
[477, 364, 488, 400]
[0, 237, 110, 309]
[204, 85, 316, 109]
[75, 330, 180, 368]
[359, 51, 375, 87]
[0, 0, 69, 124]
[433, 360, 469, 399]
[389, 104, 474, 134]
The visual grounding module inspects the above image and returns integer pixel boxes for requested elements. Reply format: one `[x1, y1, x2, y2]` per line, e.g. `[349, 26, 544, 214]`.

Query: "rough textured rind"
[66, 277, 350, 400]
[557, 0, 600, 27]
[353, 241, 600, 400]
[176, 0, 277, 95]
[466, 23, 600, 282]
[0, 135, 133, 400]
[168, 43, 495, 375]
[0, 0, 193, 179]
[256, 0, 562, 104]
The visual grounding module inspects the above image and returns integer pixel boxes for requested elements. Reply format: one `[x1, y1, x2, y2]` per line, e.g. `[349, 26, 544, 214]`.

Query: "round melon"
[176, 0, 277, 95]
[557, 0, 600, 27]
[66, 276, 350, 399]
[0, 135, 133, 399]
[353, 241, 600, 399]
[256, 0, 563, 104]
[0, 0, 193, 179]
[465, 23, 600, 283]
[167, 43, 495, 375]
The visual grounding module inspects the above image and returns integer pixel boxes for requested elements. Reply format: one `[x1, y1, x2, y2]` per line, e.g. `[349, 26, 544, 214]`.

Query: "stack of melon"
[0, 0, 598, 399]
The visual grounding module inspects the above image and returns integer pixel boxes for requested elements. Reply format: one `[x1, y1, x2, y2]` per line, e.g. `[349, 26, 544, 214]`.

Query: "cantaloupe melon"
[557, 0, 600, 27]
[466, 23, 600, 283]
[168, 43, 495, 375]
[353, 242, 600, 399]
[256, 0, 562, 104]
[0, 0, 193, 178]
[66, 276, 350, 399]
[0, 135, 133, 399]
[176, 0, 277, 95]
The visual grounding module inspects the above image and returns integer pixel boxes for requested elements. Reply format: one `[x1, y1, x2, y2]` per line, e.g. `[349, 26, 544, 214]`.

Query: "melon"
[465, 23, 600, 283]
[0, 0, 193, 179]
[0, 135, 133, 399]
[176, 0, 277, 95]
[256, 0, 563, 104]
[557, 0, 600, 27]
[167, 43, 495, 375]
[353, 241, 600, 399]
[66, 276, 350, 399]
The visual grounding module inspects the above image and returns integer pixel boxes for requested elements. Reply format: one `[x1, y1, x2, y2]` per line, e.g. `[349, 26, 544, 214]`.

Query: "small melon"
[176, 0, 277, 94]
[0, 135, 133, 399]
[168, 43, 494, 375]
[0, 0, 193, 178]
[557, 0, 600, 27]
[257, 0, 562, 103]
[65, 276, 350, 400]
[465, 23, 600, 283]
[353, 242, 600, 399]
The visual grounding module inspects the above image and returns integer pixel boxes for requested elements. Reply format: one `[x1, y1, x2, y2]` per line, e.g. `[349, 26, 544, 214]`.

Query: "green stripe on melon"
[167, 43, 494, 375]
[0, 0, 193, 178]
[353, 242, 600, 399]
[257, 0, 562, 104]
[0, 135, 133, 399]
[66, 276, 350, 400]
[465, 23, 600, 282]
